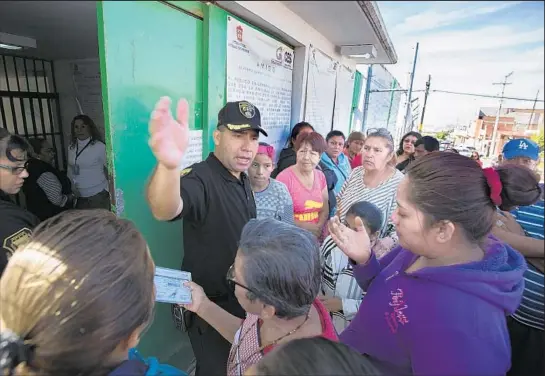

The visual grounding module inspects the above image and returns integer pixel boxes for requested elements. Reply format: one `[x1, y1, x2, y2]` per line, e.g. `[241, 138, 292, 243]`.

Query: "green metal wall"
[96, 0, 221, 368]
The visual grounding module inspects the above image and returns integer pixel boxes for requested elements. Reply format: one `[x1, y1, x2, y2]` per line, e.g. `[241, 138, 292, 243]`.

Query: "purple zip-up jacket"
[340, 236, 526, 375]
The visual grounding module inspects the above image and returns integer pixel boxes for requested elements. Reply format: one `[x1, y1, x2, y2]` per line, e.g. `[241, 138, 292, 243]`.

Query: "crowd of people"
[0, 96, 543, 376]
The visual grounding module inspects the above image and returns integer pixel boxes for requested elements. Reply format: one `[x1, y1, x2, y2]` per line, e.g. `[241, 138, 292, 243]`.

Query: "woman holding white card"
[181, 218, 337, 376]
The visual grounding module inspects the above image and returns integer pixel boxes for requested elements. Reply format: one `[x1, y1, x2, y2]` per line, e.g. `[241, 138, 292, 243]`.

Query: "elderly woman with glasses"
[336, 128, 404, 242]
[181, 218, 337, 376]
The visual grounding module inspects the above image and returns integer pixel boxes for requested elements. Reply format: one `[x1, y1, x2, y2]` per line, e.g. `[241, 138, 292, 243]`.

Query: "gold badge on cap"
[238, 101, 255, 119]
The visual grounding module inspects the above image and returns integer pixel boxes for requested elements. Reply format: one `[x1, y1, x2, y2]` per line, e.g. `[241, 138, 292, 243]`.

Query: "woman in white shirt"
[67, 115, 110, 210]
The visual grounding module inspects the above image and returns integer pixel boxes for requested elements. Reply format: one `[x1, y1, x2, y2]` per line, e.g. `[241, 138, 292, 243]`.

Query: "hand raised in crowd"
[148, 96, 190, 170]
[318, 294, 343, 313]
[180, 281, 210, 315]
[328, 216, 371, 265]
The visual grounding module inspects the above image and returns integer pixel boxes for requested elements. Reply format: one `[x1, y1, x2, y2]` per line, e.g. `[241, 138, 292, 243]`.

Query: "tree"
[435, 130, 453, 140]
[531, 128, 544, 151]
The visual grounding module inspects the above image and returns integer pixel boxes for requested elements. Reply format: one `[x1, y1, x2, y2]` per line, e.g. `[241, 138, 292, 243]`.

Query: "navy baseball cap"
[502, 138, 539, 161]
[217, 101, 268, 137]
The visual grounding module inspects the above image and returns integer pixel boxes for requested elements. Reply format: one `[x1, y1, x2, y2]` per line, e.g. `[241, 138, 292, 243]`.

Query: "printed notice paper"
[226, 16, 294, 161]
[154, 267, 192, 304]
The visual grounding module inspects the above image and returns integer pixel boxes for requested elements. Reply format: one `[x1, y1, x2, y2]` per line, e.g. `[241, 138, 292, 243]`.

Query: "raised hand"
[148, 97, 190, 170]
[328, 216, 372, 265]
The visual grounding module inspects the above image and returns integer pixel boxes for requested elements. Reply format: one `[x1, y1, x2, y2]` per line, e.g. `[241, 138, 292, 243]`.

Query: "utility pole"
[419, 74, 431, 132]
[489, 72, 513, 157]
[527, 89, 540, 128]
[404, 42, 419, 133]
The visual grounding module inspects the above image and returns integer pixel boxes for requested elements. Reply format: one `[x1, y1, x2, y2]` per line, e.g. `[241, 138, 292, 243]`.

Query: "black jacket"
[0, 192, 39, 275]
[318, 161, 338, 216]
[22, 158, 73, 221]
[271, 147, 296, 178]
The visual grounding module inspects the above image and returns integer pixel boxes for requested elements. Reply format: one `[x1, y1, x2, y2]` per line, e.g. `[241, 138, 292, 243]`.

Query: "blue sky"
[374, 1, 544, 130]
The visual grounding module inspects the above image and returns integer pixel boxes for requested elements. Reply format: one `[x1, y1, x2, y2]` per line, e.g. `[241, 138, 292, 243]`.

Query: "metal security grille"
[0, 54, 66, 171]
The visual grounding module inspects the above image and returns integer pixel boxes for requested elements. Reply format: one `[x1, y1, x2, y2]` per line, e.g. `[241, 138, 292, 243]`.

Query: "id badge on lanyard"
[72, 141, 91, 176]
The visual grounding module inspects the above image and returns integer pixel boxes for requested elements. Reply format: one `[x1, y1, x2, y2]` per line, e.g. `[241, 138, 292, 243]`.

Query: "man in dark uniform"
[146, 97, 266, 375]
[0, 128, 40, 276]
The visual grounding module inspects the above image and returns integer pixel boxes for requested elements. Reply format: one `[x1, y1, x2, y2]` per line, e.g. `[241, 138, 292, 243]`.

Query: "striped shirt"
[321, 235, 365, 334]
[321, 234, 398, 333]
[510, 199, 544, 331]
[37, 172, 69, 207]
[336, 166, 404, 238]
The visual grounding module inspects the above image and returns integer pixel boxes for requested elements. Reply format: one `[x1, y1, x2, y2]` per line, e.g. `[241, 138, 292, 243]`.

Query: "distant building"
[470, 107, 543, 157]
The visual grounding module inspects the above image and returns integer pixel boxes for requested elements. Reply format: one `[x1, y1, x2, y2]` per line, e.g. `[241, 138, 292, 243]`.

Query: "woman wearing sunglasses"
[0, 129, 40, 276]
[180, 218, 337, 376]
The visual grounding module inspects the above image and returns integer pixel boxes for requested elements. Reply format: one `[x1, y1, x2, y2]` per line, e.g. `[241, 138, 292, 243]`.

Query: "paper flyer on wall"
[226, 16, 294, 161]
[333, 65, 356, 137]
[304, 47, 338, 137]
[154, 267, 192, 304]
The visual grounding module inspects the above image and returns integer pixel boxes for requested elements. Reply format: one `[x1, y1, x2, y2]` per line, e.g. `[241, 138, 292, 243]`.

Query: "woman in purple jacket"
[328, 152, 542, 375]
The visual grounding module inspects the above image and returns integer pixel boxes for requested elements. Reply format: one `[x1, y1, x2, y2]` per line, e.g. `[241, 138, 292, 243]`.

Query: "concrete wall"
[229, 1, 358, 127]
[53, 58, 103, 150]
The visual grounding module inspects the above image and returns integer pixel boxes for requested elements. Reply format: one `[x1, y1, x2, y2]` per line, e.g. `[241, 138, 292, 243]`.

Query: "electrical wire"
[431, 89, 544, 103]
[369, 88, 544, 102]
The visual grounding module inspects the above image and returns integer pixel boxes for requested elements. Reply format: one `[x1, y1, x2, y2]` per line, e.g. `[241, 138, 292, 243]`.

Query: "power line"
[431, 89, 542, 103]
[369, 88, 544, 102]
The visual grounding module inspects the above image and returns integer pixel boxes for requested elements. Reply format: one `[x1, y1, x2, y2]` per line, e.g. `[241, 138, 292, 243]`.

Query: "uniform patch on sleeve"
[3, 227, 33, 258]
[180, 168, 193, 177]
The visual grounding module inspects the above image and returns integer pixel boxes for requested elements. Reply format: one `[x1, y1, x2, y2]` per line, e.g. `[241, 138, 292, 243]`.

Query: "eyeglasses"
[0, 160, 29, 175]
[226, 264, 258, 295]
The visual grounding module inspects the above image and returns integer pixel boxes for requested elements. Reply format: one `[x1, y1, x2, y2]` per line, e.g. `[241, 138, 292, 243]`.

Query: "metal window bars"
[0, 53, 66, 171]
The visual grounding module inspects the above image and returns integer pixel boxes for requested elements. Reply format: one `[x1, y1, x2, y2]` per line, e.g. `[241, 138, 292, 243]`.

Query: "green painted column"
[97, 1, 204, 367]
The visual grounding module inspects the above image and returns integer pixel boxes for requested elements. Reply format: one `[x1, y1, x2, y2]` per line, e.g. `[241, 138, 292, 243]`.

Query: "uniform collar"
[0, 190, 11, 202]
[206, 153, 248, 184]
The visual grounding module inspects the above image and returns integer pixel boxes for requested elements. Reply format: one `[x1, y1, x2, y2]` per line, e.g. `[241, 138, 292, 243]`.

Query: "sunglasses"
[0, 160, 29, 175]
[365, 127, 393, 139]
[226, 264, 258, 295]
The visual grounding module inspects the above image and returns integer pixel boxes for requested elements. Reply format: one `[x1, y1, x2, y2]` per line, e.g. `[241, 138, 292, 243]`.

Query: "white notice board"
[304, 47, 338, 137]
[333, 65, 356, 137]
[179, 130, 204, 170]
[226, 16, 294, 161]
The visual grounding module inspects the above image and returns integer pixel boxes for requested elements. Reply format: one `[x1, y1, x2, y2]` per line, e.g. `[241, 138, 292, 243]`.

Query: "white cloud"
[395, 2, 522, 34]
[372, 4, 545, 130]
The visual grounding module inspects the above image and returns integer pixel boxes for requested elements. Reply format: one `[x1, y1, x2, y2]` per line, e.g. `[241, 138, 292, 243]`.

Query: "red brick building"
[470, 107, 543, 157]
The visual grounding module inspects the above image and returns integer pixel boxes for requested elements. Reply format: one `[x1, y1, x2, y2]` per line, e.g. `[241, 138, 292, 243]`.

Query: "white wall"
[53, 58, 104, 149]
[232, 1, 358, 129]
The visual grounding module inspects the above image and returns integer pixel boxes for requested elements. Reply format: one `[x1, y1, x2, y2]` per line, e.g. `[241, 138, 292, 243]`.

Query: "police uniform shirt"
[177, 153, 256, 312]
[0, 192, 40, 276]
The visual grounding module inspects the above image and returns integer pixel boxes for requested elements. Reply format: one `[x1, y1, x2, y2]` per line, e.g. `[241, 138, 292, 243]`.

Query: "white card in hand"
[154, 267, 192, 304]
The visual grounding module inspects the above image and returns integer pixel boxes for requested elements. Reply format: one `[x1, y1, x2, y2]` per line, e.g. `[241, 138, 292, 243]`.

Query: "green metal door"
[97, 1, 203, 368]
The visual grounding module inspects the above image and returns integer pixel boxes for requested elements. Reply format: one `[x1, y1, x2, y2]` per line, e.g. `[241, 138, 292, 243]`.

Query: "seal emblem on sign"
[236, 25, 243, 42]
[239, 101, 255, 119]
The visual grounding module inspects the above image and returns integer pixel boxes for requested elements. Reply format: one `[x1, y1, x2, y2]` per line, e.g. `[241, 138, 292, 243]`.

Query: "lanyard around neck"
[75, 140, 92, 162]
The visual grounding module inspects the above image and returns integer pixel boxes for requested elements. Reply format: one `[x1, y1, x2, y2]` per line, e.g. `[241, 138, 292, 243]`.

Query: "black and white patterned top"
[336, 166, 404, 238]
[254, 178, 294, 225]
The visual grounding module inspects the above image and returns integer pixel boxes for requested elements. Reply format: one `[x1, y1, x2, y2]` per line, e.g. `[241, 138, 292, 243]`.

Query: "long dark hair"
[288, 122, 314, 148]
[406, 153, 542, 244]
[396, 131, 422, 156]
[69, 115, 103, 148]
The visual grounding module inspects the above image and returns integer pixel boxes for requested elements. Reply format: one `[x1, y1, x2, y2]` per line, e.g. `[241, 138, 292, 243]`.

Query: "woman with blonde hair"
[0, 210, 185, 376]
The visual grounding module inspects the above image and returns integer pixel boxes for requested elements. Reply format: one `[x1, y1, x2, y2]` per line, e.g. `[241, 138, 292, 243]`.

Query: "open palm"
[148, 96, 190, 169]
[328, 216, 372, 265]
